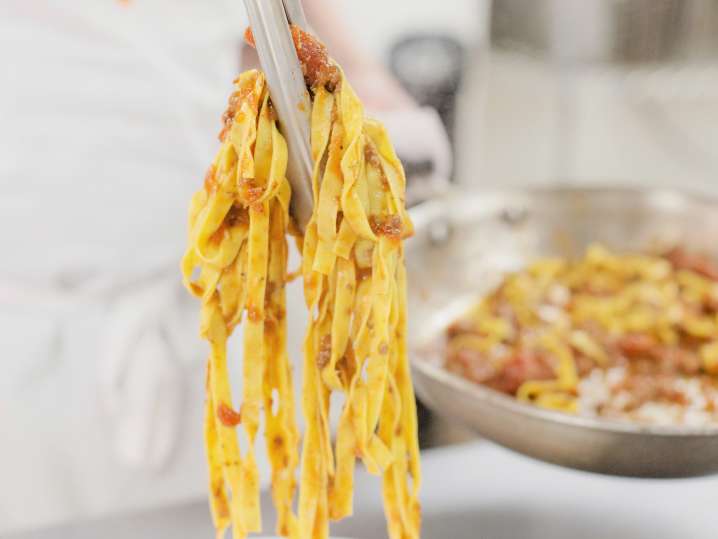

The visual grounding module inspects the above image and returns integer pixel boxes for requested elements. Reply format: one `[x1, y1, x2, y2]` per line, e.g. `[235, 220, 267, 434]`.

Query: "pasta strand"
[183, 54, 420, 538]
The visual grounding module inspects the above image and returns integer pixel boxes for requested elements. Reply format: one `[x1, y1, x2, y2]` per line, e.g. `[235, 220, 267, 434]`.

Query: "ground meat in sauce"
[291, 26, 340, 90]
[208, 225, 226, 246]
[244, 25, 340, 91]
[247, 303, 262, 323]
[574, 354, 596, 377]
[616, 334, 658, 359]
[356, 266, 373, 282]
[209, 205, 248, 245]
[364, 143, 382, 168]
[239, 178, 264, 204]
[445, 348, 496, 384]
[491, 353, 555, 395]
[615, 334, 702, 376]
[336, 345, 357, 385]
[364, 143, 390, 190]
[317, 335, 332, 368]
[219, 97, 238, 141]
[219, 84, 255, 141]
[370, 215, 403, 239]
[204, 166, 217, 192]
[665, 246, 718, 281]
[226, 204, 247, 226]
[217, 401, 242, 427]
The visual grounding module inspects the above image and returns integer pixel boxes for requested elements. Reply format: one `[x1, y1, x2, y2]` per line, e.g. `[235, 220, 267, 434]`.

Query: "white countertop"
[13, 439, 718, 539]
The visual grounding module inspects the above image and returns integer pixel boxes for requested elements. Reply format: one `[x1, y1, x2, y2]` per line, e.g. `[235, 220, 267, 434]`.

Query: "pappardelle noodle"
[182, 30, 420, 539]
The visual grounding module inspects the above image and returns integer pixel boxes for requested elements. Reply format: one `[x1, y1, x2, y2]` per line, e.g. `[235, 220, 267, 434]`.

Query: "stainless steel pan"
[407, 186, 718, 478]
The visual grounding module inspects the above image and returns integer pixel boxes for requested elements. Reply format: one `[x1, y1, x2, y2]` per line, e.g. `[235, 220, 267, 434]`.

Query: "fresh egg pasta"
[182, 28, 420, 539]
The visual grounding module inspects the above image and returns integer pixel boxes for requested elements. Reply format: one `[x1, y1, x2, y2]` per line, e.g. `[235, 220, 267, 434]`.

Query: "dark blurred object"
[492, 0, 718, 65]
[389, 34, 465, 153]
[401, 158, 433, 179]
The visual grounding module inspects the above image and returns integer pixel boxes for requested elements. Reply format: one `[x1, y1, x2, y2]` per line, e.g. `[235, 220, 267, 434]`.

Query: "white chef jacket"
[0, 1, 451, 534]
[0, 1, 265, 533]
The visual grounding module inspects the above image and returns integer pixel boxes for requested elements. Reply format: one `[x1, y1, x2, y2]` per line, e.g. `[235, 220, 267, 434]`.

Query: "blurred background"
[2, 0, 718, 537]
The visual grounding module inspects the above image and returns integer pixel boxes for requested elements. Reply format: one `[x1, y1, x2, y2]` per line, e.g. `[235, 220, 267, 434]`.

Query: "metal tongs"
[243, 0, 314, 231]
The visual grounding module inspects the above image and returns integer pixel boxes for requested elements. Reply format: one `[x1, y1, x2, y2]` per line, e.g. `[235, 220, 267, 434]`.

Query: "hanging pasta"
[182, 27, 421, 539]
[298, 70, 420, 539]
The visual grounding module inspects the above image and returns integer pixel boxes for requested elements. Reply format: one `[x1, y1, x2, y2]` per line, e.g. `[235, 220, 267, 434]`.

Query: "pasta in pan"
[182, 28, 420, 539]
[444, 244, 718, 426]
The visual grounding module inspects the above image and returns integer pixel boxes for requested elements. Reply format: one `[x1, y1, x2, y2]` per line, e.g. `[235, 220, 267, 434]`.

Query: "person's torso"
[0, 2, 270, 533]
[1, 0, 244, 282]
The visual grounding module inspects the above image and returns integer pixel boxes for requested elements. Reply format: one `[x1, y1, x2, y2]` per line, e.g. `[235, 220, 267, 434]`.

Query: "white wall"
[337, 0, 486, 58]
